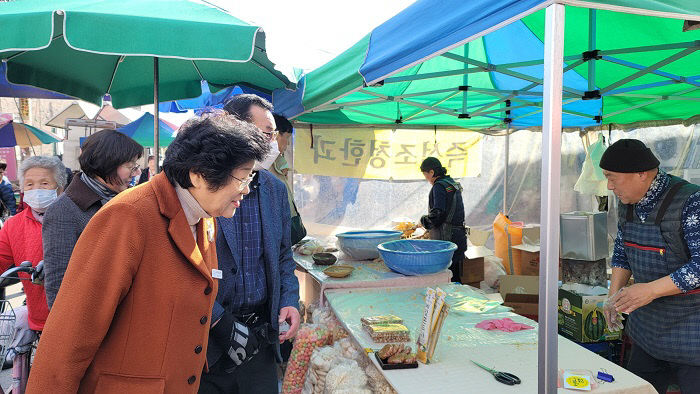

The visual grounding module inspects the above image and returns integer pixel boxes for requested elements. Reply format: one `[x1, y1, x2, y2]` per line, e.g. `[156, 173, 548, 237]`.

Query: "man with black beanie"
[602, 138, 700, 393]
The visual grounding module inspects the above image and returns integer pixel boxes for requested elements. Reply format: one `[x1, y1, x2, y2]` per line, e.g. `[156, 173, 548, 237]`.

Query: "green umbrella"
[0, 0, 293, 168]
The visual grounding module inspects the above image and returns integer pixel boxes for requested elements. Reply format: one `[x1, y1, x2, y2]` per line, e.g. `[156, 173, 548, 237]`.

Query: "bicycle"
[0, 261, 43, 394]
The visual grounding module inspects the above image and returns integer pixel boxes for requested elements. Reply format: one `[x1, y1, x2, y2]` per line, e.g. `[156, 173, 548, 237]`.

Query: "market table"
[325, 285, 655, 393]
[294, 253, 452, 305]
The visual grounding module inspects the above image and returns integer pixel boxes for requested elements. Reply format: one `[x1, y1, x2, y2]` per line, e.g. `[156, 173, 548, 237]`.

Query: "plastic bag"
[574, 138, 608, 197]
[283, 324, 333, 394]
[365, 364, 397, 394]
[483, 255, 506, 289]
[333, 338, 366, 367]
[303, 338, 371, 394]
[323, 359, 369, 394]
[303, 346, 343, 394]
[603, 289, 625, 332]
[311, 306, 348, 343]
[296, 239, 325, 256]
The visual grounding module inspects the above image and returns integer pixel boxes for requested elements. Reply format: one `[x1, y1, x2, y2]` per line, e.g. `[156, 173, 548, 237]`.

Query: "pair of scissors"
[471, 360, 521, 386]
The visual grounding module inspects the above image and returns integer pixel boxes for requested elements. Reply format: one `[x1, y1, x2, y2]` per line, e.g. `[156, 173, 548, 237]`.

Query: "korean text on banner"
[294, 128, 482, 180]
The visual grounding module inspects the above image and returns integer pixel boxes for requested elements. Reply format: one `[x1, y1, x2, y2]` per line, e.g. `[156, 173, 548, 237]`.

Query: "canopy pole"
[588, 9, 596, 91]
[154, 57, 160, 174]
[540, 4, 565, 393]
[503, 125, 510, 214]
[503, 99, 512, 215]
[462, 44, 469, 114]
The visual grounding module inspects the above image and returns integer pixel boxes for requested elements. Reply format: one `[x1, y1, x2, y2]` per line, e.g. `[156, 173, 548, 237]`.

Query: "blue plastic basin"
[378, 239, 457, 275]
[335, 230, 402, 260]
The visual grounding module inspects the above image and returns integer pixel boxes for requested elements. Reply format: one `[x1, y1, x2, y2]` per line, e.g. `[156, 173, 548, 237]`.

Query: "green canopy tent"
[275, 4, 698, 131]
[273, 1, 700, 390]
[0, 0, 293, 170]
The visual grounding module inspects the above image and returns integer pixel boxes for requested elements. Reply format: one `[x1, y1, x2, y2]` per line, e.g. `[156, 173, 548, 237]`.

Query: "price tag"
[563, 372, 591, 391]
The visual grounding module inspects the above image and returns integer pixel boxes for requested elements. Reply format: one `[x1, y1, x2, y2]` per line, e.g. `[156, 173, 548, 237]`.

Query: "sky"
[207, 0, 416, 79]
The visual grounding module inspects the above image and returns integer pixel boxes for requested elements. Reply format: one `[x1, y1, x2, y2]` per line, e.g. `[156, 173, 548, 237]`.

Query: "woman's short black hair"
[420, 156, 447, 177]
[273, 113, 293, 134]
[0, 160, 6, 171]
[163, 112, 270, 191]
[222, 94, 273, 121]
[79, 129, 143, 185]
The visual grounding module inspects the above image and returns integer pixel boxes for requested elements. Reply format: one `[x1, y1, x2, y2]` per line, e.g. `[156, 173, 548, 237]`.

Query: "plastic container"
[335, 230, 402, 260]
[377, 239, 457, 275]
[560, 211, 608, 261]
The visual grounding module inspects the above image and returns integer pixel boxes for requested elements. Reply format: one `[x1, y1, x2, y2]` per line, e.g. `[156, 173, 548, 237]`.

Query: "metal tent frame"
[281, 3, 700, 392]
[304, 36, 699, 130]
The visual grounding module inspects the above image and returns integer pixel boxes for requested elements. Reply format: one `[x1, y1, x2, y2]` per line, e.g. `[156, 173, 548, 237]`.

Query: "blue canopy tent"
[0, 63, 73, 99]
[159, 80, 272, 113]
[274, 0, 700, 391]
[117, 112, 176, 147]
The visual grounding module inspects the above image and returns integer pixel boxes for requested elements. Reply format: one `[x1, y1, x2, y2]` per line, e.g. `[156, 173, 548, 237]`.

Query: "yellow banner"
[294, 128, 482, 180]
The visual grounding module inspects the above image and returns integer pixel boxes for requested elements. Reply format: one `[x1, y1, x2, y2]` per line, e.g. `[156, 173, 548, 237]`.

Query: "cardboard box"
[501, 225, 540, 275]
[461, 228, 492, 284]
[468, 228, 491, 246]
[511, 243, 540, 276]
[558, 285, 621, 343]
[499, 275, 539, 320]
[521, 225, 540, 245]
[462, 246, 490, 284]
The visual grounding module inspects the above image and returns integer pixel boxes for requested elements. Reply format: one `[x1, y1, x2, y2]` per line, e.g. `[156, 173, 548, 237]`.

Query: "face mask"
[23, 188, 58, 212]
[254, 139, 280, 171]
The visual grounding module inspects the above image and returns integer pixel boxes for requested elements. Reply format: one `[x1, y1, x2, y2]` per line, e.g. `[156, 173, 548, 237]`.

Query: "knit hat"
[599, 139, 660, 173]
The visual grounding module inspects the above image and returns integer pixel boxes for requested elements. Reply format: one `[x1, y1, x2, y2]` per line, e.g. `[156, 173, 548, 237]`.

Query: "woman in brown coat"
[27, 113, 269, 393]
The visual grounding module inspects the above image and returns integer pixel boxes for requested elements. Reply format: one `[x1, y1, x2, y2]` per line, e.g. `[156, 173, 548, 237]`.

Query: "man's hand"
[278, 306, 301, 343]
[603, 289, 624, 331]
[614, 283, 657, 314]
[614, 276, 682, 314]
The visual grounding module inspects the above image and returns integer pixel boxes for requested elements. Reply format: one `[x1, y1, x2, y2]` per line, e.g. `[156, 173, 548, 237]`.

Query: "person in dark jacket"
[42, 130, 143, 309]
[420, 157, 467, 283]
[0, 161, 16, 217]
[271, 114, 306, 245]
[138, 155, 157, 185]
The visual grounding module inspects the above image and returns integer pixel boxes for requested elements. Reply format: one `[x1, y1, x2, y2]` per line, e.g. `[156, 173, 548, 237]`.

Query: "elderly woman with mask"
[28, 112, 269, 394]
[42, 129, 142, 309]
[0, 156, 66, 331]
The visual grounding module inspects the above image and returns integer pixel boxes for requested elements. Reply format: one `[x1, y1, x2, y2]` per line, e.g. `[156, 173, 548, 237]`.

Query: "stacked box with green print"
[558, 288, 621, 343]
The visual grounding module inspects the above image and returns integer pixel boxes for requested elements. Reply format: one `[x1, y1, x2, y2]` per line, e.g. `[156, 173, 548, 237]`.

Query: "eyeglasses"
[231, 172, 255, 192]
[262, 129, 279, 142]
[124, 163, 141, 176]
